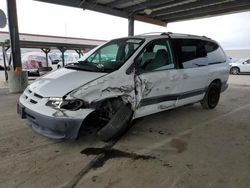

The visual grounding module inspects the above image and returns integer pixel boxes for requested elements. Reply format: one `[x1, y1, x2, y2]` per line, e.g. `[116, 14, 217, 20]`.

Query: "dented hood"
[28, 68, 107, 97]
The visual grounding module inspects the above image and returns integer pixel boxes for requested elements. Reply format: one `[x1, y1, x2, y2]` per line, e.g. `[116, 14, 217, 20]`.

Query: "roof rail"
[136, 32, 212, 40]
[161, 32, 173, 35]
[136, 32, 172, 36]
[169, 33, 210, 39]
[202, 35, 211, 39]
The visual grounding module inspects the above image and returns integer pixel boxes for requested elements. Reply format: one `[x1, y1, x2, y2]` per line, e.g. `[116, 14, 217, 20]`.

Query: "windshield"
[66, 38, 144, 73]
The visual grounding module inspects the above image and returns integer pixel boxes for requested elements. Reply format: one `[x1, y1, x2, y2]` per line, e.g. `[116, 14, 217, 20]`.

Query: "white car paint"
[29, 68, 107, 97]
[230, 58, 250, 73]
[18, 33, 230, 139]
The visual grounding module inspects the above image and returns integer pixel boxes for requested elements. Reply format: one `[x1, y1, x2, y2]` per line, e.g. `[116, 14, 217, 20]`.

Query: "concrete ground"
[0, 73, 250, 188]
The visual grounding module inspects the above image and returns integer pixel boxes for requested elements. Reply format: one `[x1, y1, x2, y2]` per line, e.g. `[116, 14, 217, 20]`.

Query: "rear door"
[171, 38, 209, 106]
[134, 38, 182, 118]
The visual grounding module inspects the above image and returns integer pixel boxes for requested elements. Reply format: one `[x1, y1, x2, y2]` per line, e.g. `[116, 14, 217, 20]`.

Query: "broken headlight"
[60, 99, 86, 111]
[46, 98, 87, 111]
[46, 97, 63, 108]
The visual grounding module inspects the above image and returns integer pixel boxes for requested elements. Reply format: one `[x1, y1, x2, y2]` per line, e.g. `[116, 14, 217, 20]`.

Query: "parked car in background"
[49, 52, 61, 64]
[18, 33, 230, 141]
[229, 58, 250, 74]
[57, 53, 80, 68]
[22, 52, 52, 75]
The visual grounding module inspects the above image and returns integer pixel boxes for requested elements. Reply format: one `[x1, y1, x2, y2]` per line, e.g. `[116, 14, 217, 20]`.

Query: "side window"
[245, 59, 250, 64]
[173, 39, 207, 69]
[135, 39, 174, 72]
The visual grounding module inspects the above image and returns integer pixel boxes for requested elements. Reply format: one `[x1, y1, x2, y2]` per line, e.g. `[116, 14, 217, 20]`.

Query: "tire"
[200, 82, 221, 109]
[97, 105, 133, 142]
[230, 67, 240, 75]
[57, 65, 61, 69]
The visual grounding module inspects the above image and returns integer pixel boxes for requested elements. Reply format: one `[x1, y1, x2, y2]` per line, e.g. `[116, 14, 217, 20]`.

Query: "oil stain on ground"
[81, 147, 156, 169]
[170, 138, 187, 153]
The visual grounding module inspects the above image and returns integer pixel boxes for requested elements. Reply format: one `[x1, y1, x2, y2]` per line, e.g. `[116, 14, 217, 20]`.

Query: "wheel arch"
[230, 66, 240, 73]
[210, 78, 222, 89]
[77, 96, 133, 139]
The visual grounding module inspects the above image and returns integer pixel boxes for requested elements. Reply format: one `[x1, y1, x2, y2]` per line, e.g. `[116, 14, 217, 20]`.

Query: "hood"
[28, 68, 107, 97]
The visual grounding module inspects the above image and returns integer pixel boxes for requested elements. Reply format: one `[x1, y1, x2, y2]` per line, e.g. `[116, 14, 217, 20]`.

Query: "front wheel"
[201, 82, 221, 109]
[97, 105, 133, 142]
[230, 67, 240, 75]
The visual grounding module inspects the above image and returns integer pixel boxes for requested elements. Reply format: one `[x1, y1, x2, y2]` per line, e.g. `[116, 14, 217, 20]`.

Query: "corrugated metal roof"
[36, 0, 250, 26]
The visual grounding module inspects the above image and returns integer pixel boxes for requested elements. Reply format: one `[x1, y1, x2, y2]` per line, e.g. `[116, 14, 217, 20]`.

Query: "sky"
[0, 0, 250, 50]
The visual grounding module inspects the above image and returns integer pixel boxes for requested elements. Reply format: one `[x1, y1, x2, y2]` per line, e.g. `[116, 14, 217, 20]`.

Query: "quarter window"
[204, 41, 219, 53]
[204, 41, 226, 64]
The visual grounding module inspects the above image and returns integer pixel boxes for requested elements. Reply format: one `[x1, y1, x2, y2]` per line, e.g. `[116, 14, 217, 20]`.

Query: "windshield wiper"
[78, 60, 89, 64]
[65, 63, 98, 72]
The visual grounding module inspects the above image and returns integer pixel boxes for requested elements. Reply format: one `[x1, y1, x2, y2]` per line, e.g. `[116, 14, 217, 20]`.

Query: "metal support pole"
[41, 48, 51, 67]
[59, 47, 66, 67]
[75, 49, 83, 58]
[128, 15, 134, 36]
[6, 0, 22, 70]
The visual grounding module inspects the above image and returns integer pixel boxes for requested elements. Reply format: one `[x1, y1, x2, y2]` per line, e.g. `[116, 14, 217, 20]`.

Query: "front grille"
[24, 88, 44, 105]
[30, 99, 38, 104]
[34, 93, 43, 99]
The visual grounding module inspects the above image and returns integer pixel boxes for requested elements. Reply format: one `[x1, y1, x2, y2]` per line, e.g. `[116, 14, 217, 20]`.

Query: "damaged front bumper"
[18, 94, 94, 139]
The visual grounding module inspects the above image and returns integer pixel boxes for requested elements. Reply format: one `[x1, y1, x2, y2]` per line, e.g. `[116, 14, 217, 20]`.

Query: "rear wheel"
[230, 67, 240, 75]
[201, 82, 221, 109]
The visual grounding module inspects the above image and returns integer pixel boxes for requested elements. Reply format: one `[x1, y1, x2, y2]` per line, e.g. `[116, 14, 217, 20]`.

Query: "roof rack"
[136, 32, 212, 40]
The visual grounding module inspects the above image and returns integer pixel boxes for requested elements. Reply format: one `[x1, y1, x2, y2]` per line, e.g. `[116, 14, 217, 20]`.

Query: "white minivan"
[18, 33, 230, 141]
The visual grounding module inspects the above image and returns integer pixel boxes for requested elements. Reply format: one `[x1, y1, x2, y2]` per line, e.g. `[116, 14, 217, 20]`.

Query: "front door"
[133, 38, 182, 118]
[243, 59, 250, 72]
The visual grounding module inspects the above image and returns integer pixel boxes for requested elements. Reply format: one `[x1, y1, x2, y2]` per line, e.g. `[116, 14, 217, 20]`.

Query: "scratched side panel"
[134, 69, 182, 118]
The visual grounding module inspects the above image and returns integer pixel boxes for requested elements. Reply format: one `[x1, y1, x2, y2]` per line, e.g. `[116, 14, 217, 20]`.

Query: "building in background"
[225, 49, 250, 59]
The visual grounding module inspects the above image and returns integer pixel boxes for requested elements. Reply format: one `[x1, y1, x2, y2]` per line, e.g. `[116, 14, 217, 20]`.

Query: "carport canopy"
[36, 0, 250, 35]
[6, 0, 250, 71]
